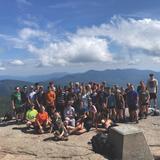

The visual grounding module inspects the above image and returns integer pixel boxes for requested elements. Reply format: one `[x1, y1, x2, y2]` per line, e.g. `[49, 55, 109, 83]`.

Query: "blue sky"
[0, 0, 160, 75]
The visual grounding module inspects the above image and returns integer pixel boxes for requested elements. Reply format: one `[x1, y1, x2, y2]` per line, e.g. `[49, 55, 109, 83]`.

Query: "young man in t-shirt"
[147, 73, 158, 109]
[11, 86, 23, 122]
[126, 84, 138, 123]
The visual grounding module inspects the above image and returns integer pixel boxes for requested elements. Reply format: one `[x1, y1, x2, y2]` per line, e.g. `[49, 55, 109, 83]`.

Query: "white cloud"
[152, 57, 160, 63]
[77, 16, 160, 56]
[16, 0, 31, 6]
[18, 28, 50, 41]
[10, 60, 24, 66]
[27, 36, 112, 66]
[0, 62, 5, 71]
[0, 67, 5, 71]
[19, 19, 39, 28]
[128, 59, 141, 65]
[2, 16, 160, 68]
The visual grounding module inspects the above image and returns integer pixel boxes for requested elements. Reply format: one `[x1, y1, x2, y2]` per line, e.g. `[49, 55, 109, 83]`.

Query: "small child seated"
[51, 112, 68, 141]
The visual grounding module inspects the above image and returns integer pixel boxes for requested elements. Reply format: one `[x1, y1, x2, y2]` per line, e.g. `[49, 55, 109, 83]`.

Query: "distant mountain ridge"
[52, 69, 159, 86]
[0, 68, 159, 97]
[0, 72, 67, 82]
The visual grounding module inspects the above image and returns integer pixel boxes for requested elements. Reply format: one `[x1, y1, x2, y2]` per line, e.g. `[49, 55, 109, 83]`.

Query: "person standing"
[11, 86, 23, 122]
[126, 84, 138, 123]
[46, 86, 56, 117]
[147, 73, 158, 109]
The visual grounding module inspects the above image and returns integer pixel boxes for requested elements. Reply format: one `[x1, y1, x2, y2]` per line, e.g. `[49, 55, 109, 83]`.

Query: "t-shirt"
[64, 106, 75, 119]
[147, 78, 158, 93]
[28, 91, 36, 102]
[108, 94, 116, 107]
[46, 91, 56, 105]
[127, 90, 138, 106]
[11, 92, 22, 108]
[26, 109, 38, 121]
[139, 90, 150, 104]
[36, 111, 48, 124]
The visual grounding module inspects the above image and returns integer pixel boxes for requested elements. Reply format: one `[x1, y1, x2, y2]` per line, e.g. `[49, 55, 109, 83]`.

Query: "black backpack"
[91, 133, 110, 155]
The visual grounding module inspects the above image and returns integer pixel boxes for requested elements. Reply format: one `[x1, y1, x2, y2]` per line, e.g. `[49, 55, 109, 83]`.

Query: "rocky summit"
[0, 116, 160, 160]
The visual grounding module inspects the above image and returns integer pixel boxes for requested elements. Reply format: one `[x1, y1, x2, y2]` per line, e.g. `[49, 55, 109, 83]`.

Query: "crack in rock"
[0, 149, 37, 157]
[49, 152, 93, 159]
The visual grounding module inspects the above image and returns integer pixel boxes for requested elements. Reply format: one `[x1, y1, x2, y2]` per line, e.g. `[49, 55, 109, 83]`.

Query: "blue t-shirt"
[127, 90, 138, 106]
[108, 94, 116, 107]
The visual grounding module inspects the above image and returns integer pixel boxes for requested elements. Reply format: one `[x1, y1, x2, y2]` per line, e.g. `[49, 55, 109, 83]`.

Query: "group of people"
[10, 73, 159, 140]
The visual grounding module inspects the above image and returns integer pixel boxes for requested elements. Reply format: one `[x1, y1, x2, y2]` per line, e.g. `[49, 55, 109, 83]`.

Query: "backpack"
[91, 133, 110, 155]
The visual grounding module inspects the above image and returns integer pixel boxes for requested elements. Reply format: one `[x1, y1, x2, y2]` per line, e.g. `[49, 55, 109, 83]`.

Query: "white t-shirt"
[64, 106, 75, 119]
[147, 78, 158, 93]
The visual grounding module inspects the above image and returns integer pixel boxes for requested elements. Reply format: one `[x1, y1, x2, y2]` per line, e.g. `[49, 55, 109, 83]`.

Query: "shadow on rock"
[12, 126, 37, 134]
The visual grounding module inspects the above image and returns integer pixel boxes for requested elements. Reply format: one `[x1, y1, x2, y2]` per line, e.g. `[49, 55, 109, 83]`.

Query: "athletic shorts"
[108, 105, 116, 109]
[150, 93, 157, 100]
[128, 104, 138, 111]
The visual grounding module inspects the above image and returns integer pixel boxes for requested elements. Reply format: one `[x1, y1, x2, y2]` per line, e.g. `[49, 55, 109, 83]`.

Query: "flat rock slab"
[108, 125, 154, 160]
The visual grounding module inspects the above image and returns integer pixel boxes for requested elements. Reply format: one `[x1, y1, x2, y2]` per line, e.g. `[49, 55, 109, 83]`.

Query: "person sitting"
[35, 105, 51, 134]
[51, 112, 68, 141]
[68, 113, 87, 135]
[88, 100, 97, 128]
[64, 100, 76, 128]
[25, 105, 38, 128]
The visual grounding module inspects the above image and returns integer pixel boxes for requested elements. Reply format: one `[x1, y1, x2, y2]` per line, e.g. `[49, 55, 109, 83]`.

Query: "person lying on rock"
[35, 105, 51, 134]
[67, 112, 87, 135]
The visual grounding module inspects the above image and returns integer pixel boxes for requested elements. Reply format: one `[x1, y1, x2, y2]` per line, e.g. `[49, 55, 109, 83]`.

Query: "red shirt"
[36, 111, 48, 124]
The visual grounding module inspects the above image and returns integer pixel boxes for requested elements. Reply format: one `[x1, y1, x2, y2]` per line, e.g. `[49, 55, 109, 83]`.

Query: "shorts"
[128, 104, 138, 111]
[108, 105, 116, 109]
[64, 118, 75, 127]
[150, 93, 157, 100]
[140, 102, 149, 106]
[15, 107, 24, 114]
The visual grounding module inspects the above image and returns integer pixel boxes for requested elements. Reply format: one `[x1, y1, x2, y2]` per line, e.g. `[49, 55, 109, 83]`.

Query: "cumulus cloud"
[77, 16, 160, 57]
[10, 60, 24, 66]
[2, 16, 160, 68]
[27, 36, 112, 66]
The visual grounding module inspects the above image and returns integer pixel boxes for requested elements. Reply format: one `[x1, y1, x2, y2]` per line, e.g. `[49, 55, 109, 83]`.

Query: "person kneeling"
[26, 105, 38, 128]
[35, 105, 51, 134]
